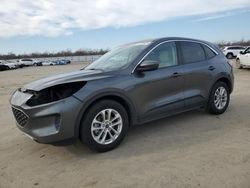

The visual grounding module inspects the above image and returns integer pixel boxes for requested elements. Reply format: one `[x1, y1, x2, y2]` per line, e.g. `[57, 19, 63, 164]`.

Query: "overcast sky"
[0, 0, 250, 54]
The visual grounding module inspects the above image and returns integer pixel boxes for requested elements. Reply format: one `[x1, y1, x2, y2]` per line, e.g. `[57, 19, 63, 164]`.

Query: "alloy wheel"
[91, 109, 123, 145]
[214, 86, 228, 110]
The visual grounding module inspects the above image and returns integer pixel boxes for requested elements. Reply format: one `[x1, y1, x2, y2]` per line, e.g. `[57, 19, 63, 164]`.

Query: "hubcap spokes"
[91, 109, 123, 145]
[214, 87, 228, 110]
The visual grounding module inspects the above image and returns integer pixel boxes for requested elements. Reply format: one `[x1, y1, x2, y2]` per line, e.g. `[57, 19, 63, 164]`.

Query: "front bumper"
[10, 90, 83, 143]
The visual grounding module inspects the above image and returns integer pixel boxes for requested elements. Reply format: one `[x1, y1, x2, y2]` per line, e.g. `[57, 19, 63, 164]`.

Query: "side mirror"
[136, 60, 159, 72]
[240, 51, 245, 55]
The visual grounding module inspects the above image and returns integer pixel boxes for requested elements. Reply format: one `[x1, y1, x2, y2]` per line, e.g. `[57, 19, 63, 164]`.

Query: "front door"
[130, 41, 185, 122]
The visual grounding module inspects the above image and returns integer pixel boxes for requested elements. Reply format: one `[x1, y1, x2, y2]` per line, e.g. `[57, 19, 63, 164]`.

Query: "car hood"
[23, 69, 112, 91]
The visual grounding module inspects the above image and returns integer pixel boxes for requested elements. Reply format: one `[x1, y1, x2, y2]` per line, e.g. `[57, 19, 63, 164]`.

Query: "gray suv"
[10, 37, 234, 152]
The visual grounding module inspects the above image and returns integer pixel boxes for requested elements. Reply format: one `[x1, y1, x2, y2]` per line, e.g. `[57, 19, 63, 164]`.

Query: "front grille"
[12, 107, 28, 127]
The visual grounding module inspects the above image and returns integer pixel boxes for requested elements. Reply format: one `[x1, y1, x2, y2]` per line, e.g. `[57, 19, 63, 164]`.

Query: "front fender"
[73, 89, 137, 138]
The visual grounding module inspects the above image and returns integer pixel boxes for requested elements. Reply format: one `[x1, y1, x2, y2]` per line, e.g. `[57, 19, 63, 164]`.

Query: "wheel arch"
[226, 52, 234, 56]
[213, 76, 233, 94]
[74, 92, 137, 138]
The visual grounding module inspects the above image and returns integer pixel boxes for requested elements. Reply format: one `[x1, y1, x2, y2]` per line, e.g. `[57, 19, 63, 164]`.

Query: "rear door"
[178, 41, 217, 108]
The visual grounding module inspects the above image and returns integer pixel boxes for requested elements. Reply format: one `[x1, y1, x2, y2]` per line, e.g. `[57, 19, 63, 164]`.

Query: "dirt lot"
[0, 62, 250, 188]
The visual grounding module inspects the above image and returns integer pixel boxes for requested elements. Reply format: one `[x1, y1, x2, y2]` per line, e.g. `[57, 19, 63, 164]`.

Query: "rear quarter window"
[202, 45, 216, 59]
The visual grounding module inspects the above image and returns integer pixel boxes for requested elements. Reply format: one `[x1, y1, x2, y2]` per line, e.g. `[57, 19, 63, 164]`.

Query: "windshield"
[85, 42, 151, 71]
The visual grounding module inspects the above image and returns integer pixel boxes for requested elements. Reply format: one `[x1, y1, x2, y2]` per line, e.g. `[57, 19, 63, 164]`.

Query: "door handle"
[208, 66, 215, 71]
[170, 72, 181, 78]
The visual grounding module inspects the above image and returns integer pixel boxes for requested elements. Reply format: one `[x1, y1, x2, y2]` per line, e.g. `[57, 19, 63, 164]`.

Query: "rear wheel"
[207, 82, 230, 115]
[236, 59, 242, 69]
[80, 100, 129, 152]
[226, 53, 234, 59]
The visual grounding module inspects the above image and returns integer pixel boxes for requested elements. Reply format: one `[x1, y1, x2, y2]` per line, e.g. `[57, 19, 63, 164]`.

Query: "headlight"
[26, 82, 86, 106]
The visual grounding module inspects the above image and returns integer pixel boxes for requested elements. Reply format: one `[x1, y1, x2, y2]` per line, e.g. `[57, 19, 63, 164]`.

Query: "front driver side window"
[144, 42, 177, 68]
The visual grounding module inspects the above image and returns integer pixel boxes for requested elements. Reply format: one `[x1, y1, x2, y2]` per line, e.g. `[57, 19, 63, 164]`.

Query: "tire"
[226, 53, 234, 59]
[207, 81, 230, 115]
[236, 59, 242, 69]
[80, 100, 129, 152]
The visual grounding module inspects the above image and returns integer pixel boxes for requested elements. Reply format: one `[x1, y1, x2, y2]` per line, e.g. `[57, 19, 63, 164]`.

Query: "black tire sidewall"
[80, 100, 129, 152]
[207, 82, 230, 115]
[226, 53, 233, 59]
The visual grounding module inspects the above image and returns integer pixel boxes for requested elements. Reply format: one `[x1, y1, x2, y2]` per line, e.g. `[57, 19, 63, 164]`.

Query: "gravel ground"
[0, 62, 250, 188]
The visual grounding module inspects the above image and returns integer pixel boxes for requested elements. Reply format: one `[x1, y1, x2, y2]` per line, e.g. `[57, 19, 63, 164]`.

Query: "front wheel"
[80, 100, 129, 152]
[207, 82, 230, 115]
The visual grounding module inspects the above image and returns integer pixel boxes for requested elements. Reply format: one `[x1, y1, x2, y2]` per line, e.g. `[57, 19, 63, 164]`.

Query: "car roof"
[131, 37, 211, 43]
[152, 37, 205, 42]
[123, 37, 215, 48]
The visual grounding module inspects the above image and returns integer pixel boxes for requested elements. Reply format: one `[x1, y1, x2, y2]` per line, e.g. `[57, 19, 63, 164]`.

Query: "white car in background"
[222, 46, 246, 59]
[42, 60, 57, 66]
[236, 47, 250, 69]
[5, 62, 18, 69]
[19, 59, 34, 66]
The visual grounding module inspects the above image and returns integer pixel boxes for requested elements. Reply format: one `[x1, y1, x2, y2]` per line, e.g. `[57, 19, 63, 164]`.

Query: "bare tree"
[217, 39, 250, 48]
[0, 49, 108, 60]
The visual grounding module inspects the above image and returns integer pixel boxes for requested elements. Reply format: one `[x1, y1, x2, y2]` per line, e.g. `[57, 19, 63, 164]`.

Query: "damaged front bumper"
[10, 89, 83, 143]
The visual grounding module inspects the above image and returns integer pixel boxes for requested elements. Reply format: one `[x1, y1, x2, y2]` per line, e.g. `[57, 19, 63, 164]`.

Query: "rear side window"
[234, 47, 245, 50]
[22, 59, 32, 61]
[202, 45, 216, 59]
[228, 47, 245, 50]
[180, 42, 205, 64]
